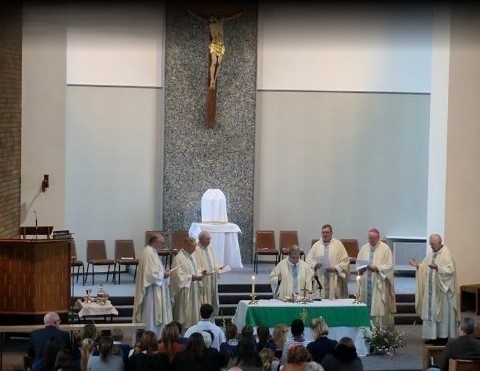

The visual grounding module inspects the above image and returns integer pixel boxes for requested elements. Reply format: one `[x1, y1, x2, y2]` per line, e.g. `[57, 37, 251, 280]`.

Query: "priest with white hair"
[357, 228, 396, 327]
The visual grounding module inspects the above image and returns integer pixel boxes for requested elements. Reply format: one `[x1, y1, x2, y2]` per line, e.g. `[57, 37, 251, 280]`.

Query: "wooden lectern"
[0, 239, 71, 318]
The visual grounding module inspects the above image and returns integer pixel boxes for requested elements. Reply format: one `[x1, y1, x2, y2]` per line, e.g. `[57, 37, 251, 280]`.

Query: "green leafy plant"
[363, 323, 406, 355]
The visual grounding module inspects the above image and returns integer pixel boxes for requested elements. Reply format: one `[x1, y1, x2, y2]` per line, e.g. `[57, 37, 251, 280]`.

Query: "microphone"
[314, 275, 322, 290]
[34, 210, 38, 227]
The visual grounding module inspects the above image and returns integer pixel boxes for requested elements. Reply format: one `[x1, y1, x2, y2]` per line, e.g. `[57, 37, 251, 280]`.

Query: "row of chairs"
[71, 239, 139, 286]
[253, 230, 360, 273]
[70, 230, 191, 285]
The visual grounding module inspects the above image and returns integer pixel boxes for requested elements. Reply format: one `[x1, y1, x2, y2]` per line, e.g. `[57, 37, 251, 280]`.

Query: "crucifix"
[187, 9, 243, 127]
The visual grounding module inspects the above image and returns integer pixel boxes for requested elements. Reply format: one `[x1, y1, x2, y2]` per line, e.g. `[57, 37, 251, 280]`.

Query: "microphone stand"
[34, 210, 38, 240]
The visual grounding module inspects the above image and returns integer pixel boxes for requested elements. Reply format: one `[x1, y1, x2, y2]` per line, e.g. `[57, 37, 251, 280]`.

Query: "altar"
[189, 222, 243, 268]
[234, 299, 370, 356]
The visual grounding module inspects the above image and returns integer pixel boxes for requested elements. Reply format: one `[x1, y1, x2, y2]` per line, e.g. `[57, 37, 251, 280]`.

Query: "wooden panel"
[0, 239, 71, 314]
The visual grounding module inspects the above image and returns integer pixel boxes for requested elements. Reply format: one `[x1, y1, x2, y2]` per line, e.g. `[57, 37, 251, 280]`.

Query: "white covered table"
[234, 299, 369, 356]
[74, 299, 118, 321]
[189, 222, 243, 268]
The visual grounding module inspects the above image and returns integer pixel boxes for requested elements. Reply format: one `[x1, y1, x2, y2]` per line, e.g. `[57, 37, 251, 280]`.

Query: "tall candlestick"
[251, 275, 256, 296]
[356, 274, 361, 299]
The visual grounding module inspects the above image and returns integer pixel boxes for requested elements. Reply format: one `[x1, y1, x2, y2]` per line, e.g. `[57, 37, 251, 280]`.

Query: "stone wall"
[164, 5, 257, 263]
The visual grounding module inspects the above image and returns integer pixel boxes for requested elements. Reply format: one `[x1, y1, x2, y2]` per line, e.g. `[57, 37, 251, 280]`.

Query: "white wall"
[257, 4, 432, 92]
[255, 91, 430, 252]
[67, 3, 164, 87]
[21, 3, 165, 264]
[255, 4, 432, 252]
[65, 4, 165, 261]
[21, 6, 67, 229]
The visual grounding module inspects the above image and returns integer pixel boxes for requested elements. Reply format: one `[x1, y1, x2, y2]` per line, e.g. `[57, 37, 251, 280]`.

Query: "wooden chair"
[422, 345, 445, 371]
[253, 230, 279, 273]
[70, 240, 84, 284]
[145, 230, 171, 267]
[449, 358, 480, 371]
[279, 230, 305, 260]
[113, 240, 139, 284]
[340, 239, 359, 264]
[311, 238, 320, 247]
[170, 230, 189, 268]
[85, 240, 114, 285]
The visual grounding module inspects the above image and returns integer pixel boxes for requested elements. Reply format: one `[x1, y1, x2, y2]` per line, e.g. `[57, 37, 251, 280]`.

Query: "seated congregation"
[26, 307, 363, 371]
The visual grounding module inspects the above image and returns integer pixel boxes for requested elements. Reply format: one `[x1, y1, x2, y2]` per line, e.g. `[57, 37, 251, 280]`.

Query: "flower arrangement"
[363, 323, 406, 355]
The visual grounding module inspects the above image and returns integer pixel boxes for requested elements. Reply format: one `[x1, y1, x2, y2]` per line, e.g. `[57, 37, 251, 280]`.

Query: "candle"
[356, 275, 361, 298]
[251, 275, 256, 296]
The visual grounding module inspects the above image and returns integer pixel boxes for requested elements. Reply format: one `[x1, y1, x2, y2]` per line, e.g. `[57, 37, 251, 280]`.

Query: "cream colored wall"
[21, 3, 165, 263]
[255, 4, 432, 254]
[255, 91, 430, 254]
[21, 7, 67, 230]
[444, 5, 480, 287]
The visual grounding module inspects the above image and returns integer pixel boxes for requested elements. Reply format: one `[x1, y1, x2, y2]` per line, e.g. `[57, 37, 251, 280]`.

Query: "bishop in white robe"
[170, 237, 204, 329]
[132, 233, 172, 339]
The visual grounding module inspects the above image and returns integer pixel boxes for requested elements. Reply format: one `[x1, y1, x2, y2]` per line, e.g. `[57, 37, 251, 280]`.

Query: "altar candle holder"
[353, 275, 362, 304]
[249, 275, 258, 304]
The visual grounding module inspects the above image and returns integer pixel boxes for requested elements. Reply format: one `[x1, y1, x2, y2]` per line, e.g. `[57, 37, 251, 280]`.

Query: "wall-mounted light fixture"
[41, 174, 49, 192]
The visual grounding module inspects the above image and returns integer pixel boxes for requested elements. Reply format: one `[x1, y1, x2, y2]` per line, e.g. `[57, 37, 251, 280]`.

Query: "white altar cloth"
[189, 222, 243, 268]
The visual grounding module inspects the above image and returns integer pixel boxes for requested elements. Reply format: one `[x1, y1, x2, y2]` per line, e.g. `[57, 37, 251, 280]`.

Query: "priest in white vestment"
[271, 245, 314, 299]
[170, 237, 204, 329]
[409, 234, 459, 344]
[132, 233, 172, 338]
[357, 228, 396, 327]
[193, 231, 221, 315]
[306, 224, 350, 300]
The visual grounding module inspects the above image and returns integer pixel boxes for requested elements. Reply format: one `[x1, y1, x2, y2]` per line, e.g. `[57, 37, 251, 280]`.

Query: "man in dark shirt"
[435, 317, 480, 371]
[27, 312, 71, 361]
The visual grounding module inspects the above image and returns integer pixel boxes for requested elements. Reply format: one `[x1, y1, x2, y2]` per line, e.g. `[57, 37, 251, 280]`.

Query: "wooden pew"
[0, 322, 146, 369]
[422, 345, 445, 371]
[449, 358, 480, 371]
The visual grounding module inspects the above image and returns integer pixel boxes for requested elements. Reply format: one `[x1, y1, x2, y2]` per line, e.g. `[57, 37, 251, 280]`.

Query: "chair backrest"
[170, 230, 189, 251]
[311, 238, 320, 247]
[340, 239, 359, 258]
[115, 240, 135, 260]
[279, 231, 299, 251]
[449, 358, 480, 371]
[255, 230, 276, 251]
[422, 345, 445, 371]
[86, 240, 108, 260]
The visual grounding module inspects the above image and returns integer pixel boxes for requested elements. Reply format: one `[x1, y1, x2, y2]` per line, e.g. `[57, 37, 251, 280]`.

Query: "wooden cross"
[187, 8, 243, 127]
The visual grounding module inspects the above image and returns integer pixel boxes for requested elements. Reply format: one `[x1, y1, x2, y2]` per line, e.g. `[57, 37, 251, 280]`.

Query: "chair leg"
[106, 265, 111, 283]
[92, 265, 95, 286]
[254, 253, 258, 273]
[133, 265, 138, 283]
[112, 263, 117, 285]
[84, 264, 90, 285]
[75, 266, 80, 283]
[81, 265, 85, 286]
[118, 264, 121, 285]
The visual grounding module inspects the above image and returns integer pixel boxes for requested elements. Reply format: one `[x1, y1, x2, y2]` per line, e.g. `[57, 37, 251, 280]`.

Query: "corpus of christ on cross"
[187, 7, 243, 127]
